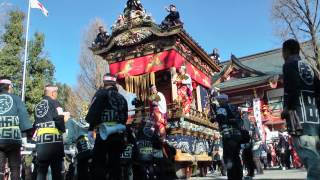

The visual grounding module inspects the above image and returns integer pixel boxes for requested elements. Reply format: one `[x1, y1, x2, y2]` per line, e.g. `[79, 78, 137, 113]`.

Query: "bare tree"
[65, 18, 109, 118]
[78, 18, 109, 99]
[64, 87, 88, 119]
[272, 0, 320, 69]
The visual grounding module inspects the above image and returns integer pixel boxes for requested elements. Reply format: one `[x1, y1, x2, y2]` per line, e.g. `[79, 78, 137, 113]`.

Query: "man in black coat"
[86, 73, 128, 180]
[281, 39, 320, 179]
[34, 84, 70, 180]
[241, 112, 255, 178]
[161, 4, 183, 29]
[214, 94, 243, 180]
[0, 77, 33, 180]
[93, 26, 109, 47]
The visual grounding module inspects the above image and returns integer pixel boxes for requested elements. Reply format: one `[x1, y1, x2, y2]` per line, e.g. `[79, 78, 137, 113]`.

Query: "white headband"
[103, 76, 116, 82]
[0, 79, 12, 85]
[45, 86, 58, 91]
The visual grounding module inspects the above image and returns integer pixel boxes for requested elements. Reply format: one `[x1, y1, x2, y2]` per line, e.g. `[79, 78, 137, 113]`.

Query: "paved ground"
[190, 168, 307, 180]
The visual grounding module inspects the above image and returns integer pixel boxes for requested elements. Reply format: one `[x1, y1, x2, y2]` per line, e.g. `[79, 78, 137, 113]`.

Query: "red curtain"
[109, 50, 211, 88]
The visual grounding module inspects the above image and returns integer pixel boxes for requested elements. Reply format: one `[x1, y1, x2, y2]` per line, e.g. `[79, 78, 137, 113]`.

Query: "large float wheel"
[199, 166, 208, 177]
[175, 163, 192, 179]
[175, 163, 186, 179]
[186, 165, 193, 179]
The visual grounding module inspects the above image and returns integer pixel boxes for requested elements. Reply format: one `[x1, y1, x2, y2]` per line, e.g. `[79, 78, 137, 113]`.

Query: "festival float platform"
[91, 1, 220, 178]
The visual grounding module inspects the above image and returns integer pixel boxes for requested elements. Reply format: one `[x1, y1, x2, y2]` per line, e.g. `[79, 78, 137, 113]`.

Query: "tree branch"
[313, 0, 319, 25]
[300, 0, 315, 28]
[298, 27, 311, 33]
[281, 11, 300, 40]
[316, 18, 320, 30]
[282, 1, 309, 25]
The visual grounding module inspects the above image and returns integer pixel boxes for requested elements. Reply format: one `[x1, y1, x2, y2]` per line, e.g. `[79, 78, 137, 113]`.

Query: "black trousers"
[280, 150, 291, 169]
[92, 133, 125, 180]
[0, 144, 21, 180]
[36, 158, 63, 180]
[242, 145, 255, 177]
[212, 160, 226, 175]
[222, 136, 243, 180]
[253, 156, 263, 174]
[77, 157, 92, 180]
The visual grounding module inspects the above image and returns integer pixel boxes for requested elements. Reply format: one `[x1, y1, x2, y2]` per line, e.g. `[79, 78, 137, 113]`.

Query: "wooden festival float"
[91, 1, 220, 178]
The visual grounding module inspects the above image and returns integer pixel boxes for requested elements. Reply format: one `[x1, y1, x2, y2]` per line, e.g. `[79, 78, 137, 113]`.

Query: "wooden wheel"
[185, 165, 193, 179]
[199, 166, 208, 177]
[175, 163, 193, 179]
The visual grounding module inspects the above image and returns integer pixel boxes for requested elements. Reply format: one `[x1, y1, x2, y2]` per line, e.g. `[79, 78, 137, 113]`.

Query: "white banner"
[253, 98, 263, 139]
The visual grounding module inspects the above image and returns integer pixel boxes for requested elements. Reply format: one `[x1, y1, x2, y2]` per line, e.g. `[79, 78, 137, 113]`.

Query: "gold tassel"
[137, 76, 139, 100]
[130, 77, 133, 93]
[129, 77, 131, 93]
[125, 77, 129, 93]
[133, 76, 136, 97]
[141, 76, 144, 101]
[144, 74, 147, 102]
[136, 76, 140, 100]
[151, 72, 155, 85]
[124, 73, 158, 102]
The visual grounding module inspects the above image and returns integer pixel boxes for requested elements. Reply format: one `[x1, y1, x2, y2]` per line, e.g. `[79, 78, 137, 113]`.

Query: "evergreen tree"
[0, 10, 24, 92]
[56, 82, 71, 109]
[25, 32, 55, 116]
[0, 10, 60, 118]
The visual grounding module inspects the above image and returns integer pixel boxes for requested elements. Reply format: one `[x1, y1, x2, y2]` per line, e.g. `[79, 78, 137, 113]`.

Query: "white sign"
[253, 98, 263, 139]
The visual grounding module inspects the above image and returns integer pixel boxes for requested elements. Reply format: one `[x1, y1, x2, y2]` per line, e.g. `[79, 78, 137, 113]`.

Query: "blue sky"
[2, 0, 280, 86]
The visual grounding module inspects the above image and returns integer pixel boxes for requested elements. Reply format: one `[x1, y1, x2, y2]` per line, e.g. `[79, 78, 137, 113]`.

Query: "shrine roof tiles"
[216, 75, 274, 90]
[237, 48, 283, 75]
[223, 40, 314, 76]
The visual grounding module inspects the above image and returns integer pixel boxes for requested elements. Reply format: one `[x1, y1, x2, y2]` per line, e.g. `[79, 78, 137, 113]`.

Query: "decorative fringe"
[124, 72, 155, 102]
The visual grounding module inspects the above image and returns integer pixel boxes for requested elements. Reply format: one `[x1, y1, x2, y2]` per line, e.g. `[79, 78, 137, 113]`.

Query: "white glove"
[63, 112, 70, 122]
[22, 137, 27, 145]
[88, 131, 95, 144]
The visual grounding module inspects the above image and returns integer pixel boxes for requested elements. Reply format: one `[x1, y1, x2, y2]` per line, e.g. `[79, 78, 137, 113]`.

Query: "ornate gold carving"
[114, 28, 152, 47]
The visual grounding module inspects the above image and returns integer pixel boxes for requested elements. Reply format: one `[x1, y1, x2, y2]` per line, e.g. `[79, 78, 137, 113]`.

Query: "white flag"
[30, 0, 48, 16]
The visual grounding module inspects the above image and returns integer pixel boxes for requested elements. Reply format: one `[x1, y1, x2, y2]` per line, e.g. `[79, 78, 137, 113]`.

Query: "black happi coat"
[86, 86, 128, 131]
[215, 104, 242, 131]
[283, 55, 320, 135]
[34, 96, 65, 161]
[165, 11, 180, 23]
[94, 32, 109, 45]
[0, 92, 32, 144]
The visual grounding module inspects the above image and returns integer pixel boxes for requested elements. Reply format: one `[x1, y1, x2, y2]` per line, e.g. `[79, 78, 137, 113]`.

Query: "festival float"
[91, 1, 220, 178]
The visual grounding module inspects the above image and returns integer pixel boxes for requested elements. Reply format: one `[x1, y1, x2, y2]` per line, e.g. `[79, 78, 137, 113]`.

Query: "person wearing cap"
[33, 84, 70, 180]
[149, 84, 167, 140]
[0, 77, 33, 180]
[173, 66, 193, 115]
[161, 4, 183, 29]
[214, 93, 243, 180]
[93, 26, 110, 48]
[86, 73, 128, 180]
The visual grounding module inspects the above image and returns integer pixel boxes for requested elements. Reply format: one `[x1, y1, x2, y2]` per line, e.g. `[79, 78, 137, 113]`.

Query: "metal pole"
[21, 0, 31, 102]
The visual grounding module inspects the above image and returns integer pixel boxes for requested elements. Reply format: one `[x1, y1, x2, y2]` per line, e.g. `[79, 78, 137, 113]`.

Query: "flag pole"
[21, 0, 31, 102]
